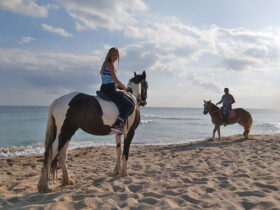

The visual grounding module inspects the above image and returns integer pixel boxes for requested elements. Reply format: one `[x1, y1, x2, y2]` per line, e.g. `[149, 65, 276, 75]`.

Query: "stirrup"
[111, 125, 125, 134]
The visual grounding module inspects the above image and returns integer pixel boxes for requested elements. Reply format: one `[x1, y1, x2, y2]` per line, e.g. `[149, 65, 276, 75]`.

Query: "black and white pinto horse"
[37, 71, 148, 193]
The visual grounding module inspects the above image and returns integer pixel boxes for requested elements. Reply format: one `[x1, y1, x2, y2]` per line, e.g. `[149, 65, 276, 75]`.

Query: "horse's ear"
[142, 70, 146, 79]
[204, 100, 206, 103]
[209, 100, 211, 103]
[134, 72, 137, 77]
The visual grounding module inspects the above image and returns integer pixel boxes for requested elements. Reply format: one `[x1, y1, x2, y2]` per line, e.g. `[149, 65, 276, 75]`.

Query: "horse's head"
[127, 71, 148, 106]
[203, 100, 215, 115]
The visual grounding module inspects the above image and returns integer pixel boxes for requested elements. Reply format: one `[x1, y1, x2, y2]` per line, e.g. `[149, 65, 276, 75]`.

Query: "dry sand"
[0, 134, 280, 209]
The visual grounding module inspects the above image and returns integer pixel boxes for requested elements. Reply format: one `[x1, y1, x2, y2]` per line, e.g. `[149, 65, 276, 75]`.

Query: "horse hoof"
[120, 171, 128, 177]
[63, 178, 75, 186]
[113, 166, 121, 175]
[37, 185, 51, 193]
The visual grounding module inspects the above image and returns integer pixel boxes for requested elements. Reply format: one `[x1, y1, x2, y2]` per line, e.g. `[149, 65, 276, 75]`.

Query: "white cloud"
[0, 48, 101, 92]
[58, 0, 147, 31]
[18, 36, 35, 44]
[55, 0, 280, 75]
[0, 0, 50, 17]
[1, 0, 280, 107]
[42, 24, 73, 37]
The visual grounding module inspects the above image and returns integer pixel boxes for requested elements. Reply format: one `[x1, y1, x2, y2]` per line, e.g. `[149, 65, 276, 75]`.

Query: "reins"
[206, 104, 220, 115]
[209, 109, 219, 114]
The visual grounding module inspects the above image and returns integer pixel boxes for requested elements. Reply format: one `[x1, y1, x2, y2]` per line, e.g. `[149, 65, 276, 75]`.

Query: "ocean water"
[0, 106, 279, 158]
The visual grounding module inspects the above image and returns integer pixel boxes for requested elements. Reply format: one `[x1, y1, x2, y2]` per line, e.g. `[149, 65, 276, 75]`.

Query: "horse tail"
[243, 110, 253, 139]
[45, 102, 56, 149]
[247, 112, 253, 132]
[43, 100, 58, 180]
[38, 100, 58, 192]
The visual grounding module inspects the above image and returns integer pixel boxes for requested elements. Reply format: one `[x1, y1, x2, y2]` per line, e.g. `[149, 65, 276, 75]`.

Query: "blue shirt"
[221, 93, 234, 107]
[101, 67, 114, 84]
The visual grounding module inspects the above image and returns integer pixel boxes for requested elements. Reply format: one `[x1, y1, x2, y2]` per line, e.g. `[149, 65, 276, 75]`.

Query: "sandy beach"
[0, 134, 280, 209]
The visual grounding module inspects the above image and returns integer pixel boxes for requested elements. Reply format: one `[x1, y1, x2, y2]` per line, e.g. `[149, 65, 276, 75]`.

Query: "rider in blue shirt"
[100, 47, 134, 133]
[216, 88, 235, 124]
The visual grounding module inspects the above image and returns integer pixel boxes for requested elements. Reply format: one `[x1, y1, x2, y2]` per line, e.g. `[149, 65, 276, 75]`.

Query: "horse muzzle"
[203, 111, 208, 115]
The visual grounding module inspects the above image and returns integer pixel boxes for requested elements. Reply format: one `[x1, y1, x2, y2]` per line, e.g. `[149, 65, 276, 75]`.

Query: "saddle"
[96, 91, 111, 101]
[220, 108, 236, 119]
[228, 110, 236, 119]
[96, 91, 136, 116]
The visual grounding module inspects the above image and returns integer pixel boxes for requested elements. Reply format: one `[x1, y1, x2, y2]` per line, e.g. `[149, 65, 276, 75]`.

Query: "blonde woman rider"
[100, 47, 134, 133]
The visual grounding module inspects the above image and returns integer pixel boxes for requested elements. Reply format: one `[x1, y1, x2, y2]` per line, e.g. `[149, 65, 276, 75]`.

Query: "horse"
[37, 71, 148, 193]
[203, 100, 253, 140]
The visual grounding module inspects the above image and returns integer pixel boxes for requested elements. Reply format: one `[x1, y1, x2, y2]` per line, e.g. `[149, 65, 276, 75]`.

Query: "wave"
[140, 120, 152, 124]
[0, 137, 197, 159]
[254, 123, 280, 130]
[158, 117, 202, 121]
[0, 143, 45, 159]
[141, 114, 154, 117]
[141, 115, 202, 121]
[0, 141, 115, 159]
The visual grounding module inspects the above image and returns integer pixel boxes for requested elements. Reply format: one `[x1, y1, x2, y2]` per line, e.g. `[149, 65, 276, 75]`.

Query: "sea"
[0, 106, 279, 158]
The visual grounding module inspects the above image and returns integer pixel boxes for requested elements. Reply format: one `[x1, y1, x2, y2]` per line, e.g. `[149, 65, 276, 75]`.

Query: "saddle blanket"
[228, 110, 236, 119]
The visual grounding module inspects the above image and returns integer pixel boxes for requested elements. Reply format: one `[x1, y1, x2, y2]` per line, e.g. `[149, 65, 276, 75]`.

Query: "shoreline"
[1, 133, 279, 160]
[1, 133, 280, 209]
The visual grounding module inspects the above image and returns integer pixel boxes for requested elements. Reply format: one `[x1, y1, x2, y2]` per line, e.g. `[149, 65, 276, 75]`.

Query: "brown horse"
[203, 100, 253, 140]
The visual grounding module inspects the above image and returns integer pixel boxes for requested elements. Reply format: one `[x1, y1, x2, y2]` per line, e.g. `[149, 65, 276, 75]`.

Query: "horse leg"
[217, 125, 221, 140]
[242, 121, 252, 140]
[37, 146, 52, 193]
[57, 121, 77, 185]
[113, 134, 122, 175]
[59, 141, 75, 185]
[121, 128, 135, 177]
[212, 126, 217, 140]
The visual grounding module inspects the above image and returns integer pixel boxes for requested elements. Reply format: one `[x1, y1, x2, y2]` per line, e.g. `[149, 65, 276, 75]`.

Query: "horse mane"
[209, 101, 219, 111]
[129, 74, 145, 84]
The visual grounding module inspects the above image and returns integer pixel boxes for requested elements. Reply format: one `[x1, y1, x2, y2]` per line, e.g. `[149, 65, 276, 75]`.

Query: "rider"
[216, 88, 235, 125]
[100, 47, 134, 133]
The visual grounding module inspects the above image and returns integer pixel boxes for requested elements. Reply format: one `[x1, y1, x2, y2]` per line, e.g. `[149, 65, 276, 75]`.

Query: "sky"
[0, 0, 280, 109]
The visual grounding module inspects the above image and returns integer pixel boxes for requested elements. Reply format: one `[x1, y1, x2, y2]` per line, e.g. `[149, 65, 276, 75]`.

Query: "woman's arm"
[107, 62, 127, 91]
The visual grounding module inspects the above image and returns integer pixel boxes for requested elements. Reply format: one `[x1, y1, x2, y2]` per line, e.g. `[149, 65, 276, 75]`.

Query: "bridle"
[127, 80, 147, 106]
[209, 109, 219, 114]
[204, 103, 219, 114]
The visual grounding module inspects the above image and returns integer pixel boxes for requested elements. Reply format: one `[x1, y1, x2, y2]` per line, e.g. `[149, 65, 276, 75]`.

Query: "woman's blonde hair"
[100, 47, 120, 74]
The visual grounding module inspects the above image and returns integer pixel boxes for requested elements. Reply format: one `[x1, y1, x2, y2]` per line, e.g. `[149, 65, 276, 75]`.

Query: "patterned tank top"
[101, 63, 114, 84]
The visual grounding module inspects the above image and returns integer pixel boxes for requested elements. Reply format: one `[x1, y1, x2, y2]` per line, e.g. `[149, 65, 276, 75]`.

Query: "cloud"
[58, 0, 147, 31]
[55, 0, 280, 75]
[120, 44, 158, 73]
[42, 24, 73, 37]
[18, 36, 35, 44]
[222, 58, 255, 71]
[0, 0, 50, 17]
[0, 48, 101, 92]
[2, 1, 280, 107]
[189, 73, 221, 92]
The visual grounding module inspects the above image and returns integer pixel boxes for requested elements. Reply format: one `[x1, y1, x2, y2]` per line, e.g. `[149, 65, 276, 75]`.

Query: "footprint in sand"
[143, 192, 163, 199]
[139, 197, 158, 205]
[180, 194, 200, 205]
[254, 182, 278, 191]
[235, 191, 265, 197]
[128, 184, 142, 193]
[112, 184, 125, 192]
